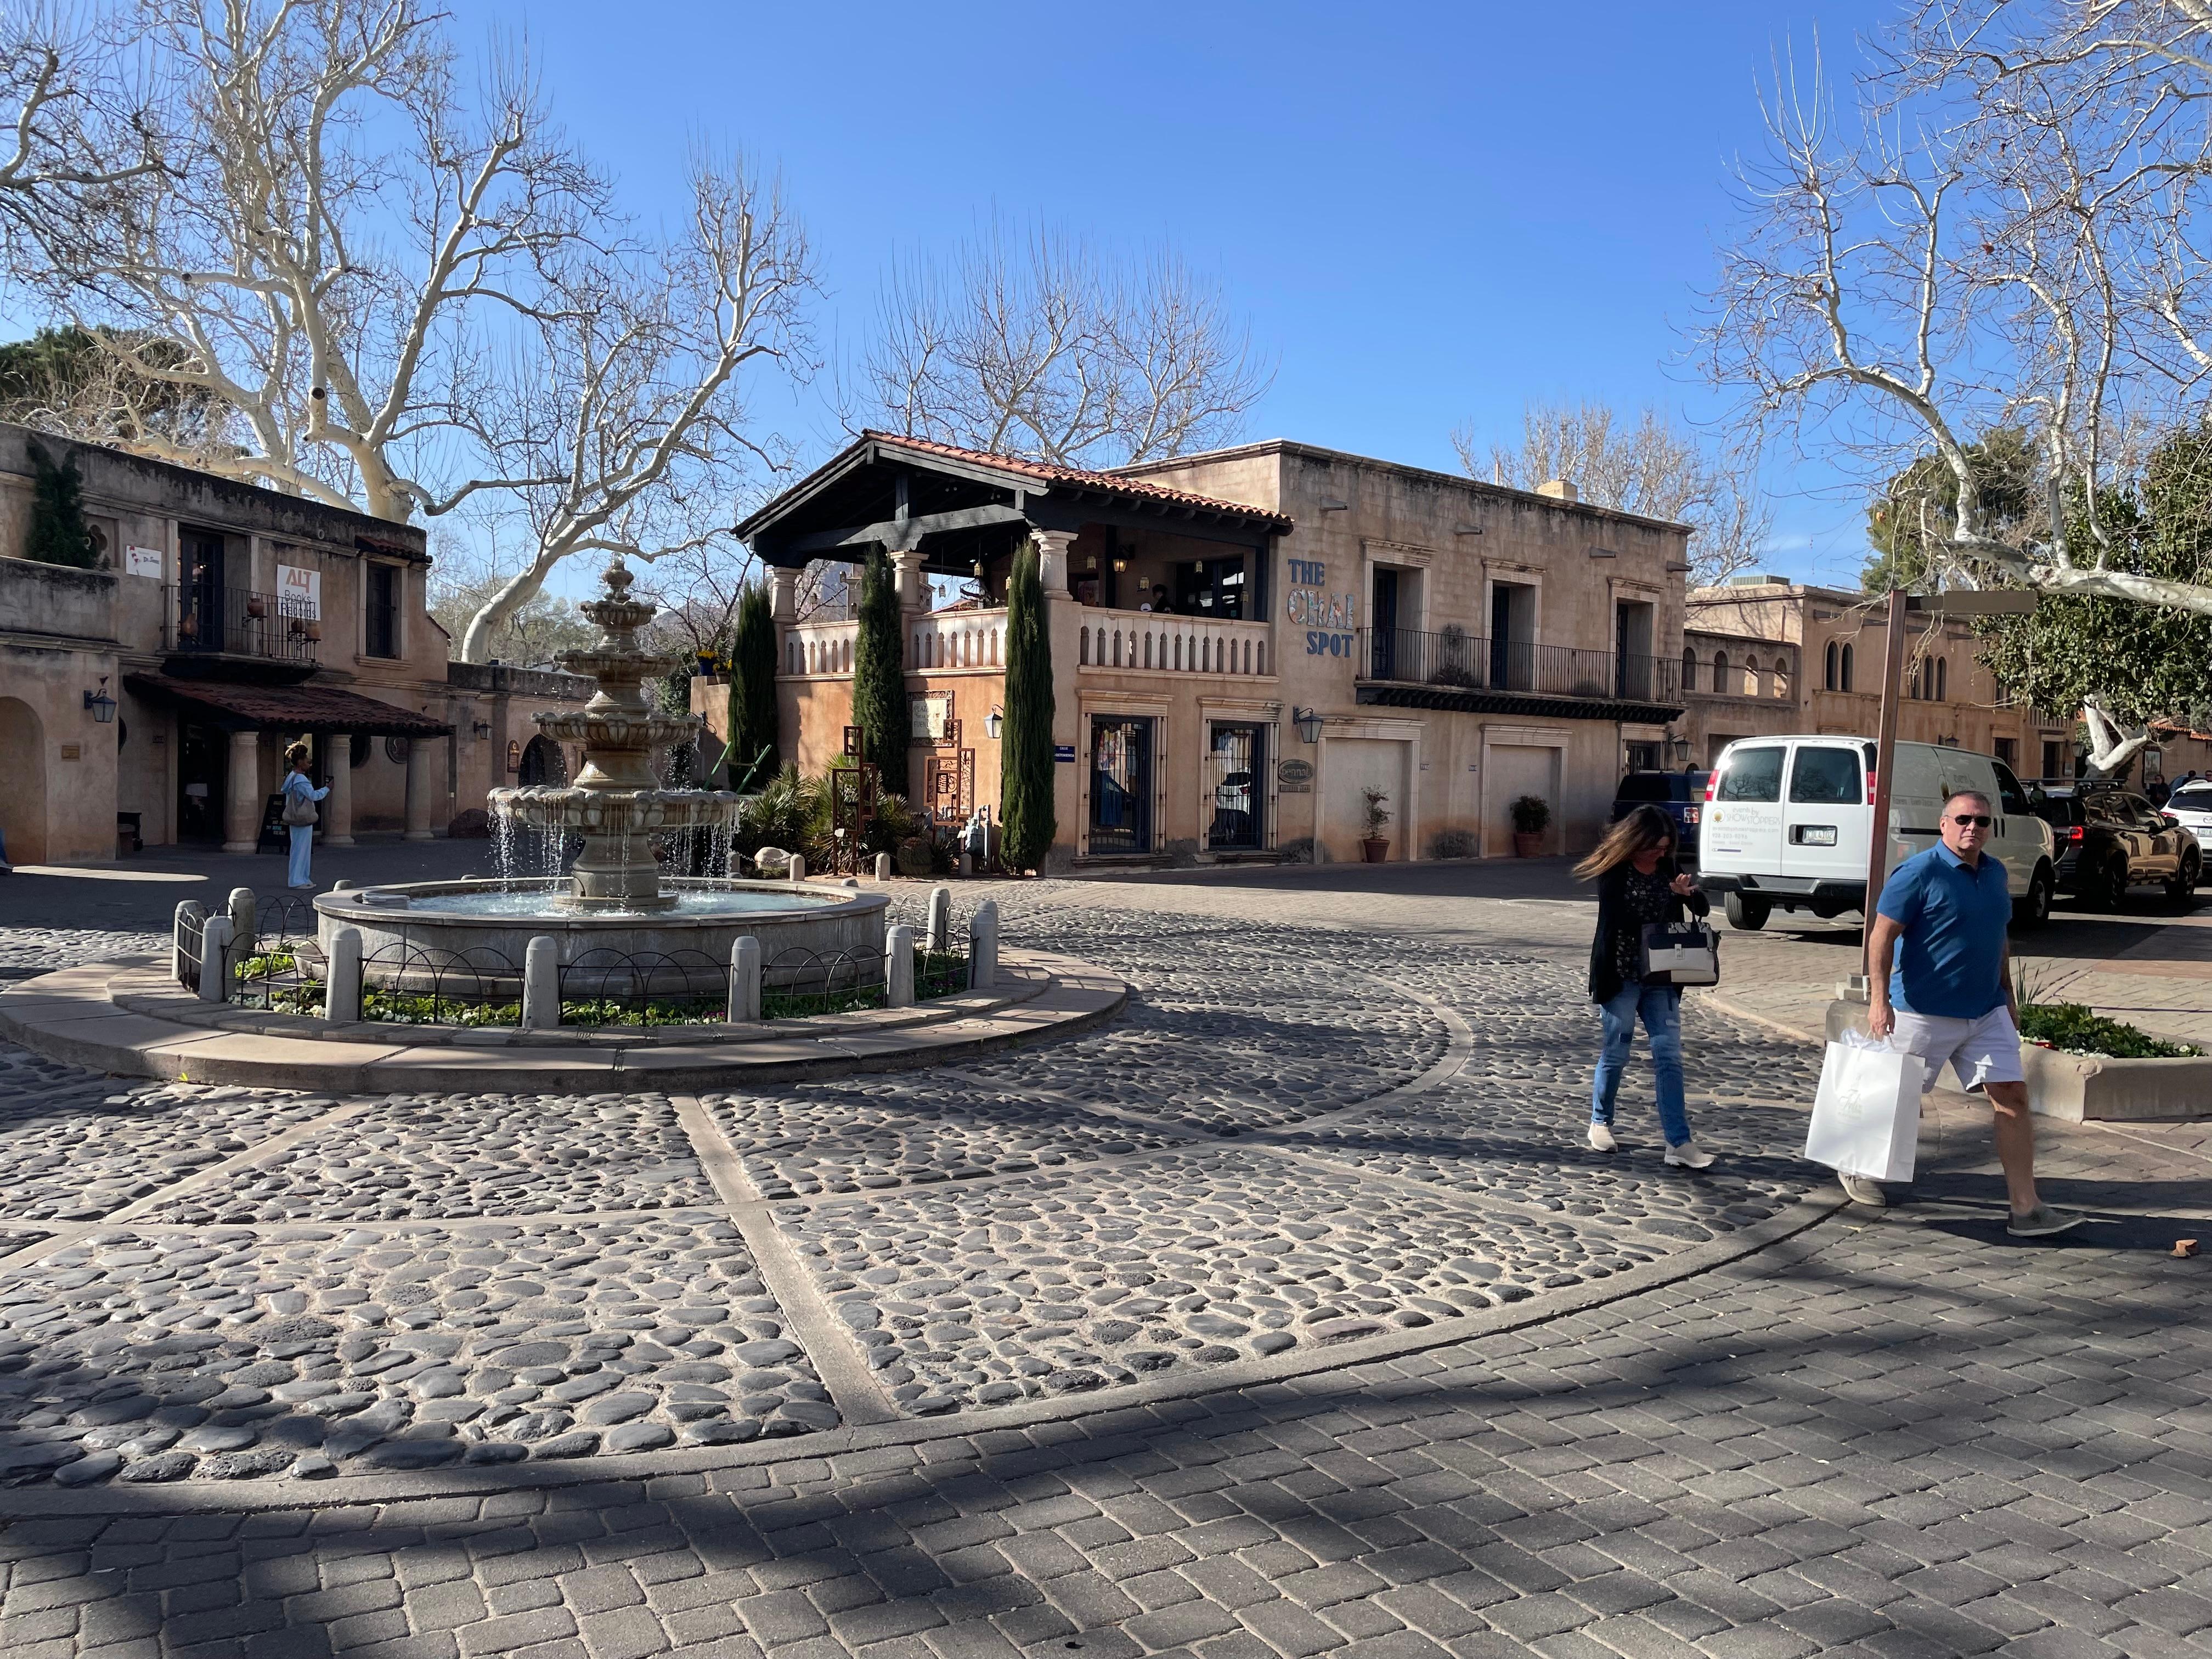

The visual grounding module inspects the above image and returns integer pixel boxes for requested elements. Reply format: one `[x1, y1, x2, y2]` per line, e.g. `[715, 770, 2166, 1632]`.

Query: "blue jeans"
[1592, 978, 1692, 1146]
[287, 825, 314, 887]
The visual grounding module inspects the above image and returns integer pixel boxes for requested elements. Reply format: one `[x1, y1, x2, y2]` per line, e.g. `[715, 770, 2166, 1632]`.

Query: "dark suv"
[1611, 771, 1710, 862]
[2030, 783, 2202, 909]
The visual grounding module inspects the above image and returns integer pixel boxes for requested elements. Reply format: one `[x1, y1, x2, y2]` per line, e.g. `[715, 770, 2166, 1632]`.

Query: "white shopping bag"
[1804, 1031, 1925, 1183]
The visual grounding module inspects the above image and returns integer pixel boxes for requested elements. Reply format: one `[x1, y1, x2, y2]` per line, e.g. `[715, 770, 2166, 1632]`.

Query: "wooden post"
[1863, 588, 1909, 980]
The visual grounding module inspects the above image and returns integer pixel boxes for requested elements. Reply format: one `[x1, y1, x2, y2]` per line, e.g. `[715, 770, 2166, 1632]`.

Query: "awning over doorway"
[124, 674, 452, 736]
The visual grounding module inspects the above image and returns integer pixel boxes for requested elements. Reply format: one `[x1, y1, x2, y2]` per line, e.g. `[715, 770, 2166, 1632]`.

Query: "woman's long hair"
[1575, 804, 1675, 881]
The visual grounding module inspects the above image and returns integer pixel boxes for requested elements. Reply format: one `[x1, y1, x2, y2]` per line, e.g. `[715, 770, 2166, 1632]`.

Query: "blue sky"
[437, 0, 1889, 586]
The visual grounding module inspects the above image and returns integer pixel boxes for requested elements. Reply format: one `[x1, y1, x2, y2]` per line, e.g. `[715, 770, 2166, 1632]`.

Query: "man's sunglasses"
[1949, 813, 1994, 828]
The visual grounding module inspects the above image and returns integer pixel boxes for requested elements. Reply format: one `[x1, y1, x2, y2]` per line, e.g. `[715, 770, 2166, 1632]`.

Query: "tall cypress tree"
[1000, 540, 1057, 871]
[729, 582, 780, 792]
[851, 549, 907, 793]
[24, 445, 99, 569]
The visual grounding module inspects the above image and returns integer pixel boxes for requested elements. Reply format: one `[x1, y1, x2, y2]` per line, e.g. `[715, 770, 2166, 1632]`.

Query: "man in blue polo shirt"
[1858, 788, 2081, 1236]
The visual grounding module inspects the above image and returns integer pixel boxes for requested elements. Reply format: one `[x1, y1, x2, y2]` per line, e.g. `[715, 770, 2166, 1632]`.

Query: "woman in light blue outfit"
[280, 743, 329, 889]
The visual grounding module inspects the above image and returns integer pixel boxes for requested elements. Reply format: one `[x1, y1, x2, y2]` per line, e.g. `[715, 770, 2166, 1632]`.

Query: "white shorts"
[1890, 1006, 2025, 1095]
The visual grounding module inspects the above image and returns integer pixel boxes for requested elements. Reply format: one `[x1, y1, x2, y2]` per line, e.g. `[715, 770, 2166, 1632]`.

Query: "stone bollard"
[969, 900, 998, 990]
[728, 936, 761, 1023]
[957, 851, 972, 877]
[788, 854, 806, 882]
[173, 900, 205, 986]
[200, 915, 235, 1002]
[875, 851, 891, 882]
[228, 887, 257, 960]
[926, 885, 952, 953]
[325, 926, 363, 1023]
[522, 936, 560, 1031]
[332, 881, 358, 893]
[885, 924, 915, 1008]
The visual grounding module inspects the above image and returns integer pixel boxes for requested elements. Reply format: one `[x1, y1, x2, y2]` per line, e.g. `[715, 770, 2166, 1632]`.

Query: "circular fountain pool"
[317, 878, 889, 992]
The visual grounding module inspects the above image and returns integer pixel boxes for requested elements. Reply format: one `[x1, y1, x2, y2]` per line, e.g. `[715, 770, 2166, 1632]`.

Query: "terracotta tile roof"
[126, 674, 452, 735]
[861, 431, 1293, 531]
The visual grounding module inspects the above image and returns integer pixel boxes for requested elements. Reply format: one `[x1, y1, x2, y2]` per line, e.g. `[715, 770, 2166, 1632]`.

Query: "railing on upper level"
[911, 609, 1005, 670]
[164, 585, 320, 663]
[1077, 610, 1271, 678]
[782, 618, 859, 676]
[1358, 626, 1681, 704]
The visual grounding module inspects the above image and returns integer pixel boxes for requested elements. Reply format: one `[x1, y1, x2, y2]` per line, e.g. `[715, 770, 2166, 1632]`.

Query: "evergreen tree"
[851, 549, 907, 793]
[1000, 539, 1057, 871]
[1864, 428, 2039, 592]
[657, 667, 697, 788]
[730, 582, 780, 791]
[23, 445, 100, 568]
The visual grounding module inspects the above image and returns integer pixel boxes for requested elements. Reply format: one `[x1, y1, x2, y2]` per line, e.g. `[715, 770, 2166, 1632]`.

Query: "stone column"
[769, 566, 799, 624]
[323, 738, 355, 846]
[1031, 531, 1077, 603]
[892, 549, 928, 614]
[404, 736, 436, 840]
[222, 729, 262, 853]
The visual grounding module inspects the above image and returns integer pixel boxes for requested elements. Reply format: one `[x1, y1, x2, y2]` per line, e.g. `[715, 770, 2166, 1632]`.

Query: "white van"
[1698, 736, 2056, 930]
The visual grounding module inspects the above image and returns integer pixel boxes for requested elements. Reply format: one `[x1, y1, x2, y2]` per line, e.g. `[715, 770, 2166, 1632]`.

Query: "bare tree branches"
[1701, 9, 2212, 617]
[853, 223, 1269, 468]
[1453, 399, 1771, 585]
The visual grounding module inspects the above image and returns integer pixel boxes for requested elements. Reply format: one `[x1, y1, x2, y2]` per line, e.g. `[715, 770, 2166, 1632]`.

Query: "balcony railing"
[1077, 610, 1271, 678]
[912, 609, 1005, 670]
[164, 585, 320, 663]
[1358, 626, 1681, 703]
[782, 618, 859, 676]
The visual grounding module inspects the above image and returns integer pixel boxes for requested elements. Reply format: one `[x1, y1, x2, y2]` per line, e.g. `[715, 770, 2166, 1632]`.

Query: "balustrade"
[1077, 610, 1271, 678]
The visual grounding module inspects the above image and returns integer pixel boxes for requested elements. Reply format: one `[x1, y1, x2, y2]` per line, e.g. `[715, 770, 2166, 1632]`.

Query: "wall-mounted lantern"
[1293, 707, 1324, 744]
[984, 706, 1005, 741]
[83, 677, 116, 724]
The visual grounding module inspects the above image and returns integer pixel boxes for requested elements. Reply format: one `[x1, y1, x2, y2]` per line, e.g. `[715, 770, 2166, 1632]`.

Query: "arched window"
[1934, 657, 1948, 701]
[1713, 650, 1729, 692]
[1824, 640, 1839, 691]
[1772, 659, 1790, 699]
[1839, 644, 1854, 692]
[1681, 647, 1697, 692]
[1746, 656, 1764, 697]
[1909, 663, 1925, 701]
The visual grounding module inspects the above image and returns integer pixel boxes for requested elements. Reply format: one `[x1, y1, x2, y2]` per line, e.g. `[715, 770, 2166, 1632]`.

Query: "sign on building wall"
[909, 691, 952, 741]
[276, 564, 321, 619]
[1277, 758, 1314, 795]
[1283, 558, 1357, 656]
[123, 545, 163, 579]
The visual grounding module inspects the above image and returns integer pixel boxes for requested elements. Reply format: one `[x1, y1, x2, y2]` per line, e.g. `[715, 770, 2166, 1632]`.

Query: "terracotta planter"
[1361, 838, 1390, 863]
[1513, 831, 1544, 857]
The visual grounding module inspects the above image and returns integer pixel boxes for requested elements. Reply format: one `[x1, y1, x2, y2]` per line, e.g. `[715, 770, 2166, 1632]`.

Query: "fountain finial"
[602, 557, 635, 601]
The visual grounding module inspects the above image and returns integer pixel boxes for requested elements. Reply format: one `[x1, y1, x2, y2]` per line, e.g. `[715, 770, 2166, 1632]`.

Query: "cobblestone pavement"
[0, 871, 2209, 1657]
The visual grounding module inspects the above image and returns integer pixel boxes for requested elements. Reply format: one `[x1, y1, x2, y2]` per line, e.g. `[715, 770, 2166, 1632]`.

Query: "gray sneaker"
[2006, 1205, 2086, 1238]
[1840, 1175, 1888, 1207]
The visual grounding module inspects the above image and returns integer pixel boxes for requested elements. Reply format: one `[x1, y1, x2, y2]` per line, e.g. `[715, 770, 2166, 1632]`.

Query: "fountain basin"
[316, 878, 889, 997]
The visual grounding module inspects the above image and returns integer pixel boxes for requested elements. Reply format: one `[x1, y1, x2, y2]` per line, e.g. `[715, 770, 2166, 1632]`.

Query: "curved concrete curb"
[0, 1186, 1853, 1519]
[0, 949, 1127, 1090]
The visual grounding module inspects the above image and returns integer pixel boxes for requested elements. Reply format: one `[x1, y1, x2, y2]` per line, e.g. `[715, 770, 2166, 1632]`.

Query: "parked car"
[1699, 736, 2056, 930]
[2029, 783, 2201, 909]
[2165, 778, 2212, 839]
[1611, 770, 1710, 861]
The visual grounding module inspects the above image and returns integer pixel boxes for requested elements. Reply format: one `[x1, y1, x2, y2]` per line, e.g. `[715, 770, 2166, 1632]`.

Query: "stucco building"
[733, 433, 1691, 867]
[1680, 576, 2072, 777]
[0, 426, 584, 864]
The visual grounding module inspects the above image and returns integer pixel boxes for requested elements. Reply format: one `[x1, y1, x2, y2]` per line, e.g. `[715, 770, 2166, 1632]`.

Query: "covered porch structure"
[737, 433, 1293, 860]
[126, 675, 453, 852]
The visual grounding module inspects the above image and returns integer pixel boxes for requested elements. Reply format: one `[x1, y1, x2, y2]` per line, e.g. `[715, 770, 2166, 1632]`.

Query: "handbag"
[281, 786, 318, 827]
[1638, 919, 1719, 986]
[1805, 1032, 1925, 1182]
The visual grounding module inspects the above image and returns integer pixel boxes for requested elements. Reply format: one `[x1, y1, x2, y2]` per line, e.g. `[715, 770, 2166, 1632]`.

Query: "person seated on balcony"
[1141, 584, 1173, 615]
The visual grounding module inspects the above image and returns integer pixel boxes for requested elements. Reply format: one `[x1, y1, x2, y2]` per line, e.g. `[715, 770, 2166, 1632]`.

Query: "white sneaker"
[1664, 1139, 1715, 1169]
[1587, 1122, 1617, 1153]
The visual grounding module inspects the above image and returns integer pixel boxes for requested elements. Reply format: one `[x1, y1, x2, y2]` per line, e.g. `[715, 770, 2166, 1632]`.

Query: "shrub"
[729, 582, 780, 790]
[1000, 540, 1057, 871]
[1510, 794, 1551, 834]
[1430, 828, 1476, 859]
[851, 549, 906, 793]
[1361, 789, 1391, 839]
[24, 444, 99, 568]
[2017, 1002, 2199, 1059]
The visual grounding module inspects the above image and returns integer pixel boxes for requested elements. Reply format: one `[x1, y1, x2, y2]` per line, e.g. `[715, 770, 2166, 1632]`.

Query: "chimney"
[1535, 478, 1579, 502]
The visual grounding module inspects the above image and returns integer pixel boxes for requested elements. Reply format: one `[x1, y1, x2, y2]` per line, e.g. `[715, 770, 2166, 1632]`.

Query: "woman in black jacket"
[1578, 804, 1713, 1166]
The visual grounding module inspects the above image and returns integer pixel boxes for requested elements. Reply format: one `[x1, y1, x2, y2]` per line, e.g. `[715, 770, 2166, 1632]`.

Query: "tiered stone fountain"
[315, 560, 887, 985]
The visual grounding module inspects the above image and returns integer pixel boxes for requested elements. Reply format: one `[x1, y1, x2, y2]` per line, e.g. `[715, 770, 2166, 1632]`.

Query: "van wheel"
[2013, 866, 2053, 929]
[1724, 893, 1770, 931]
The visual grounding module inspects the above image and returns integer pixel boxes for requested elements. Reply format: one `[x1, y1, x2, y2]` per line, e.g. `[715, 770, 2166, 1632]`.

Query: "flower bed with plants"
[2018, 1001, 2201, 1059]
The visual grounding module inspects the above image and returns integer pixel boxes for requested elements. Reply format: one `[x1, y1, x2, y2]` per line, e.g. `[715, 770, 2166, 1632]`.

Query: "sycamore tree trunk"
[999, 540, 1056, 872]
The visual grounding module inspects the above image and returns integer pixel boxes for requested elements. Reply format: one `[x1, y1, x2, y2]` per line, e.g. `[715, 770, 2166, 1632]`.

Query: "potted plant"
[1360, 788, 1392, 862]
[245, 594, 267, 618]
[1510, 794, 1550, 856]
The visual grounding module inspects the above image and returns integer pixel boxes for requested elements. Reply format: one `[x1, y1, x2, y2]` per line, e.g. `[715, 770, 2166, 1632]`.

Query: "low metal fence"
[357, 943, 523, 1027]
[761, 947, 884, 1019]
[556, 949, 727, 1027]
